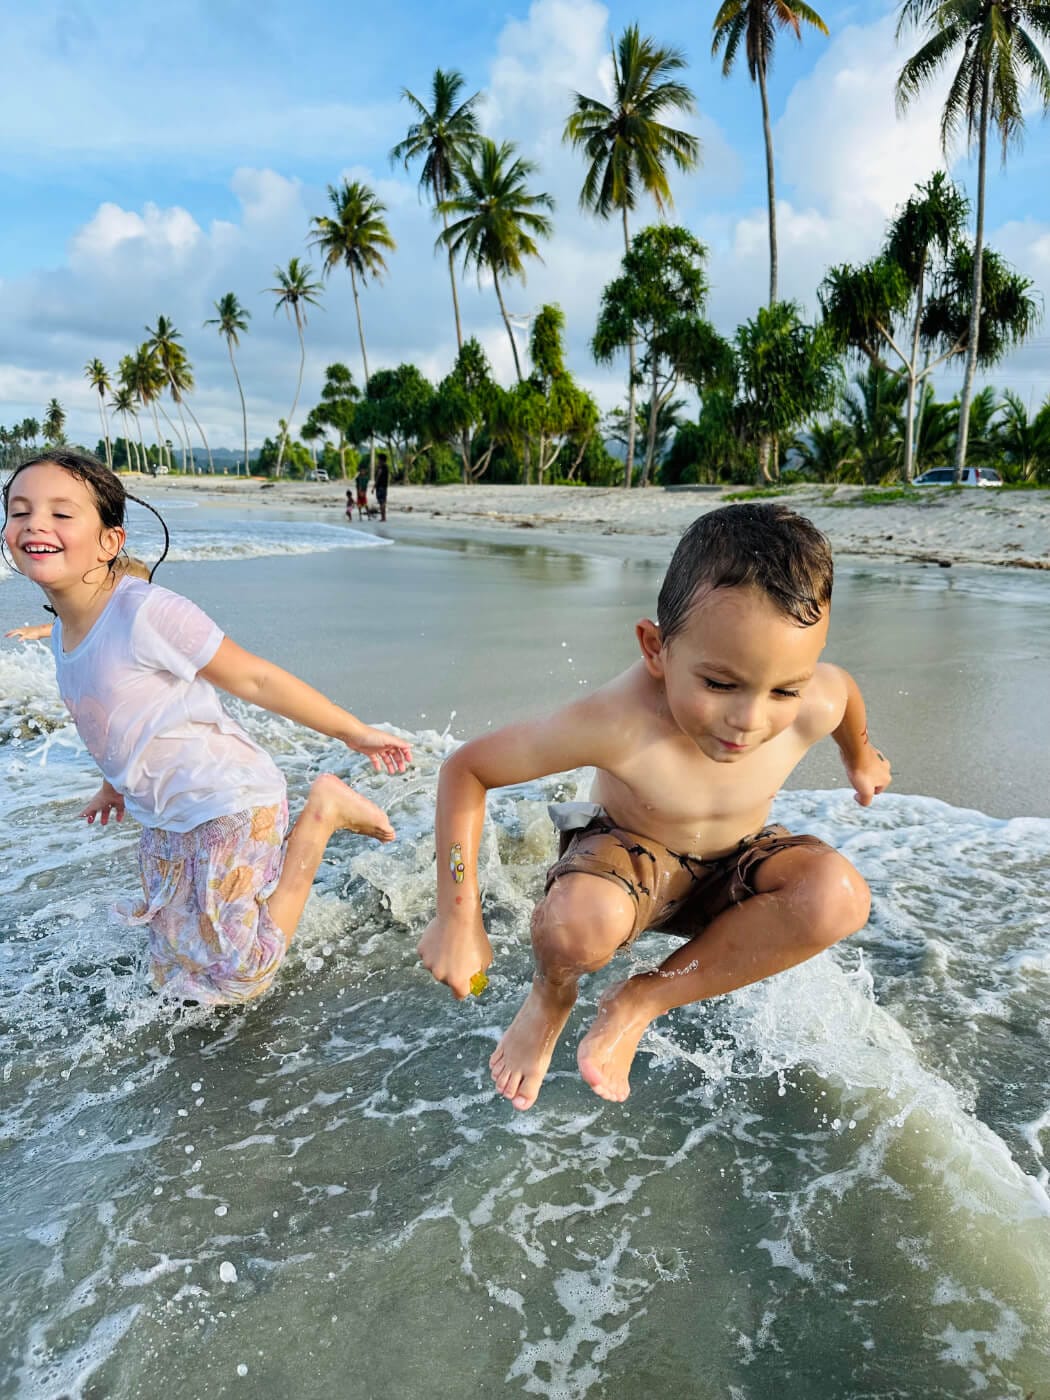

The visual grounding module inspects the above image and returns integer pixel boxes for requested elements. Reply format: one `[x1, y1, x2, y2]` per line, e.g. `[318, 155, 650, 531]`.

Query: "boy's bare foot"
[577, 981, 657, 1103]
[310, 774, 395, 842]
[489, 981, 576, 1111]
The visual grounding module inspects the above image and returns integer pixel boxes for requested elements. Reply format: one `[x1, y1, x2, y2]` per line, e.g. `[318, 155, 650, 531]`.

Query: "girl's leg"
[266, 774, 394, 945]
[490, 872, 637, 1111]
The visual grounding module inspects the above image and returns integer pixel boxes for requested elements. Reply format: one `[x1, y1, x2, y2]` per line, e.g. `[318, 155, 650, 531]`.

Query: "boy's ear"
[636, 619, 665, 678]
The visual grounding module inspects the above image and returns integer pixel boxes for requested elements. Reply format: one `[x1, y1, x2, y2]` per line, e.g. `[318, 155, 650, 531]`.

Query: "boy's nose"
[726, 698, 765, 734]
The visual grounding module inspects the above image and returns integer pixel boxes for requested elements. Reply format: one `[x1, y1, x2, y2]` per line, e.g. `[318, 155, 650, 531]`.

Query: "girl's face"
[3, 462, 125, 593]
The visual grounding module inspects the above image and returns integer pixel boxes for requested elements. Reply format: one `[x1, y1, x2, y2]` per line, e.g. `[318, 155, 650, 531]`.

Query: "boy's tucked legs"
[492, 809, 870, 1109]
[577, 841, 871, 1103]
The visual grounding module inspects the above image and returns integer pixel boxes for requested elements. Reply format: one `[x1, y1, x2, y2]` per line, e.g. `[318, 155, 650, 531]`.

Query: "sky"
[1, 0, 1049, 452]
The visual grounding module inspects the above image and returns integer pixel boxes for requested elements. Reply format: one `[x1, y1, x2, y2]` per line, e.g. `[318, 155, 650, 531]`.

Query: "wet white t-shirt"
[52, 577, 286, 832]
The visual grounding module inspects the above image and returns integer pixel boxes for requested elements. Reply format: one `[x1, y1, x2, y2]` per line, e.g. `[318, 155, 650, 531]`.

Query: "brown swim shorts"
[544, 802, 832, 945]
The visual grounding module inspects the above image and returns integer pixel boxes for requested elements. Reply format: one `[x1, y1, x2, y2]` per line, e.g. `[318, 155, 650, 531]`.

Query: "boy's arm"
[199, 638, 411, 773]
[810, 665, 891, 807]
[418, 696, 620, 999]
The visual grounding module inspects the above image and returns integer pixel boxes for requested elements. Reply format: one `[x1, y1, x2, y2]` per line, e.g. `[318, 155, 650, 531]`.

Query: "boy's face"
[639, 585, 829, 762]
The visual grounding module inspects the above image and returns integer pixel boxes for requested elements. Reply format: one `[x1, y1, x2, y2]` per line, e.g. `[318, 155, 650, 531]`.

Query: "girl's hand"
[346, 725, 412, 775]
[5, 624, 53, 642]
[80, 785, 125, 826]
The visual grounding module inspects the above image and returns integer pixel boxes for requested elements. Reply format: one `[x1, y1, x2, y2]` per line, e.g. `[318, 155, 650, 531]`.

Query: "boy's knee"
[531, 876, 635, 971]
[804, 853, 870, 946]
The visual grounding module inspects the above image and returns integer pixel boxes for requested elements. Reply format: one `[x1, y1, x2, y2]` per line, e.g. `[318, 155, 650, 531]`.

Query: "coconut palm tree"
[161, 337, 215, 475]
[84, 359, 113, 468]
[309, 181, 395, 398]
[109, 386, 140, 470]
[391, 68, 483, 352]
[43, 399, 66, 445]
[205, 293, 251, 475]
[266, 257, 323, 477]
[564, 25, 699, 484]
[896, 0, 1050, 479]
[712, 0, 828, 307]
[122, 346, 170, 472]
[146, 317, 209, 473]
[438, 138, 555, 383]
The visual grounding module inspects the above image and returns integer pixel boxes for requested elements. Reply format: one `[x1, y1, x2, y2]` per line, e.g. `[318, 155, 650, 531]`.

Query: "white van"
[913, 467, 1002, 486]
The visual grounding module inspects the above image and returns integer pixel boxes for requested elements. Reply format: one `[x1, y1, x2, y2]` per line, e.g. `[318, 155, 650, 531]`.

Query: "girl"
[3, 449, 411, 1006]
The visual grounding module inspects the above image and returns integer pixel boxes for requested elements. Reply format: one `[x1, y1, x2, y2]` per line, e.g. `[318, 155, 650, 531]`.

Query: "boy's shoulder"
[795, 661, 849, 743]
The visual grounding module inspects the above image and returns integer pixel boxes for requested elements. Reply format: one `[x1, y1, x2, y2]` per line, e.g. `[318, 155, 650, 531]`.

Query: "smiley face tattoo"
[449, 842, 465, 884]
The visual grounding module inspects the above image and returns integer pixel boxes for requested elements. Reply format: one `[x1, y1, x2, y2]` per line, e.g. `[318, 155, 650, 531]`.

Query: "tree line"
[2, 1, 1048, 487]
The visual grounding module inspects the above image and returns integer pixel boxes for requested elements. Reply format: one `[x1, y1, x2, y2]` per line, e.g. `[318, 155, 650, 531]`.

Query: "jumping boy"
[418, 504, 891, 1110]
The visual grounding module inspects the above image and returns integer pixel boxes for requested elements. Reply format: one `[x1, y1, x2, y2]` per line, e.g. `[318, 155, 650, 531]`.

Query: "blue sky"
[1, 0, 1049, 450]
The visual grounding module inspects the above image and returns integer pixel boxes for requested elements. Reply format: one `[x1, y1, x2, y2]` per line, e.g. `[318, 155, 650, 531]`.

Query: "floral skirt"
[119, 802, 289, 1006]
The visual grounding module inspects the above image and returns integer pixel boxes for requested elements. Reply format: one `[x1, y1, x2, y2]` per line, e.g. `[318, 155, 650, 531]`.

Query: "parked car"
[913, 467, 1002, 486]
[305, 468, 329, 482]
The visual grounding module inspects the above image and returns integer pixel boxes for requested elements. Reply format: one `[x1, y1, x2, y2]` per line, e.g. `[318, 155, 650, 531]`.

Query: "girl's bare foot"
[310, 773, 394, 842]
[576, 981, 657, 1103]
[489, 980, 577, 1111]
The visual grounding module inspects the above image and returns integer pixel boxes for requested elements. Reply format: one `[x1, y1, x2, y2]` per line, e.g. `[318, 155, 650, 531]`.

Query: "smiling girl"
[3, 449, 411, 1006]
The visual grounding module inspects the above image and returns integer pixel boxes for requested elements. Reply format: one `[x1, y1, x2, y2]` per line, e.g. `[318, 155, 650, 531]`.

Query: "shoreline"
[131, 475, 1050, 573]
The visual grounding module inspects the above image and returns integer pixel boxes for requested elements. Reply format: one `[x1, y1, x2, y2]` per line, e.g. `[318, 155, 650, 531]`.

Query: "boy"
[418, 504, 891, 1110]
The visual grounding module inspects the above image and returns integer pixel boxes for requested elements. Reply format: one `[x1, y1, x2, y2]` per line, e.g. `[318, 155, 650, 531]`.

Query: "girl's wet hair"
[658, 502, 834, 641]
[2, 448, 169, 581]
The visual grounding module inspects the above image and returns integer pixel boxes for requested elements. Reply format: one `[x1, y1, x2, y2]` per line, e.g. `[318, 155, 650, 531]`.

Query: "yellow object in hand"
[469, 970, 488, 997]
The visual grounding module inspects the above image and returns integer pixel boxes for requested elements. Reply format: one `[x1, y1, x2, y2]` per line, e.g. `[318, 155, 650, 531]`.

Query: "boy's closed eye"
[701, 676, 802, 699]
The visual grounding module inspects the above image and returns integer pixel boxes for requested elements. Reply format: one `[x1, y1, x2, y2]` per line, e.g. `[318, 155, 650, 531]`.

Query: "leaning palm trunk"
[158, 401, 185, 471]
[492, 268, 524, 382]
[96, 392, 113, 470]
[228, 342, 249, 475]
[640, 357, 661, 487]
[757, 66, 781, 486]
[437, 174, 464, 352]
[349, 266, 376, 480]
[953, 76, 990, 482]
[275, 317, 306, 479]
[902, 262, 926, 482]
[171, 395, 192, 472]
[622, 207, 637, 489]
[181, 396, 215, 474]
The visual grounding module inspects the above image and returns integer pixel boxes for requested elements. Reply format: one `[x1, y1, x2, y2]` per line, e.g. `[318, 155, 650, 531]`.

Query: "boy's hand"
[5, 624, 52, 642]
[346, 725, 412, 775]
[418, 911, 493, 1001]
[845, 741, 892, 807]
[80, 784, 125, 826]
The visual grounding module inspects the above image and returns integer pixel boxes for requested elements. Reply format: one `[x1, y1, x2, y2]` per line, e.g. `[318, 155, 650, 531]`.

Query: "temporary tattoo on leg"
[449, 843, 465, 884]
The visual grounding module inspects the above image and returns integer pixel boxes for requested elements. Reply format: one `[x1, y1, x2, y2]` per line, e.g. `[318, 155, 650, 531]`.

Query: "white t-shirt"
[52, 577, 286, 832]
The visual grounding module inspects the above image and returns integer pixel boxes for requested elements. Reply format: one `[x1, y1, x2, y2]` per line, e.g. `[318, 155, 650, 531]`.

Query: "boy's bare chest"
[593, 735, 803, 857]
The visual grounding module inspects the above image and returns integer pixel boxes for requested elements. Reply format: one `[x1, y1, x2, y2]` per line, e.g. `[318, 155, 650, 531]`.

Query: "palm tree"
[84, 359, 113, 468]
[146, 317, 209, 473]
[266, 257, 323, 477]
[712, 0, 828, 307]
[43, 398, 66, 445]
[109, 386, 140, 470]
[122, 346, 169, 471]
[309, 180, 395, 395]
[391, 68, 483, 351]
[564, 25, 699, 484]
[438, 138, 555, 383]
[205, 293, 251, 475]
[896, 0, 1050, 479]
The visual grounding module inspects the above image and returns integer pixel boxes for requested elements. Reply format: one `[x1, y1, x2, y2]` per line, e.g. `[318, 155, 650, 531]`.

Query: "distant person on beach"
[419, 503, 891, 1110]
[3, 449, 411, 1007]
[374, 451, 389, 522]
[355, 465, 369, 520]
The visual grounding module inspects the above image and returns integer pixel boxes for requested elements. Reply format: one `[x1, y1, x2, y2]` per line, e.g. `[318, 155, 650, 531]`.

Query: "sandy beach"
[135, 475, 1050, 572]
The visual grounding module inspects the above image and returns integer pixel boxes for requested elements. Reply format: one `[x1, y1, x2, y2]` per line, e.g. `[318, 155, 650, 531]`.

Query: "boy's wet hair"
[2, 448, 169, 581]
[658, 503, 833, 639]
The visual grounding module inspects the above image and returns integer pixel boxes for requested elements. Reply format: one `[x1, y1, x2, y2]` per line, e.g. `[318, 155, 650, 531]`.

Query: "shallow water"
[1, 507, 1049, 1398]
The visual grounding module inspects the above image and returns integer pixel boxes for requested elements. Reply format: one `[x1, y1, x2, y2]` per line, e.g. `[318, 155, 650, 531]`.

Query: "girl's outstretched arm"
[200, 638, 411, 774]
